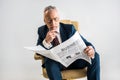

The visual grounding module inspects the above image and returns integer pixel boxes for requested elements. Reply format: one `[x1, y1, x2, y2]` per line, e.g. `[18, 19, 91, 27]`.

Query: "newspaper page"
[24, 31, 91, 67]
[50, 31, 91, 67]
[24, 45, 59, 62]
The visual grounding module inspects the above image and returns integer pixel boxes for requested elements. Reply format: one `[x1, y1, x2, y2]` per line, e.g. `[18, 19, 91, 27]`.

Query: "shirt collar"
[56, 25, 60, 34]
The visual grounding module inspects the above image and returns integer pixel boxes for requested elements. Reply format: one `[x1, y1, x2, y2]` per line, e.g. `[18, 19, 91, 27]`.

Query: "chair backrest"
[35, 20, 87, 79]
[34, 20, 80, 60]
[60, 20, 80, 32]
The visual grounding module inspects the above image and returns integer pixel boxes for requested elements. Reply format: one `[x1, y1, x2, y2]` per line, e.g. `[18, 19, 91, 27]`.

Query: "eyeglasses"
[45, 17, 59, 24]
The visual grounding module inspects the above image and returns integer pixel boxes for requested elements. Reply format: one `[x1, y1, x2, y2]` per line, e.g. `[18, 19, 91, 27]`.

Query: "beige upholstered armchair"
[34, 20, 87, 80]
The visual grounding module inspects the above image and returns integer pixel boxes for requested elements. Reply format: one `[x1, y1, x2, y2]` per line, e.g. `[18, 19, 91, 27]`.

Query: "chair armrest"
[34, 53, 43, 60]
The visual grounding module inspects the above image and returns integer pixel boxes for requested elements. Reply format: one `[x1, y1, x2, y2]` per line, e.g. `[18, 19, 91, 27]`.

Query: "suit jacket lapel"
[43, 25, 49, 39]
[60, 23, 68, 42]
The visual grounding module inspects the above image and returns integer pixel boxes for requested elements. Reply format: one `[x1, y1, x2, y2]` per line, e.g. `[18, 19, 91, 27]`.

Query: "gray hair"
[44, 5, 57, 13]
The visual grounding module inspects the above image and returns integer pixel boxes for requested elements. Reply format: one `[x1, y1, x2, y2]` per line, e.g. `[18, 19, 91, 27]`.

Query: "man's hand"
[84, 46, 95, 58]
[45, 30, 57, 44]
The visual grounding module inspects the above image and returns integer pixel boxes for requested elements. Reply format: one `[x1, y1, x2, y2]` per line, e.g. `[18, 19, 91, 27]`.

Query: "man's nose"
[51, 20, 56, 25]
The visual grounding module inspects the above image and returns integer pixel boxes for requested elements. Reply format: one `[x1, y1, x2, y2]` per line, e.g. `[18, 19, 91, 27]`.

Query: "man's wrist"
[42, 39, 52, 49]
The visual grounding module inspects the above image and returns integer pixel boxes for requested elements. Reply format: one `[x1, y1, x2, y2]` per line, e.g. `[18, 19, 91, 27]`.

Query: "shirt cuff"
[42, 39, 52, 49]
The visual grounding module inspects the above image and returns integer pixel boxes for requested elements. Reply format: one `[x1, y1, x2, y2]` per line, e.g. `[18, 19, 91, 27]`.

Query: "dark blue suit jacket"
[37, 23, 94, 48]
[37, 23, 95, 67]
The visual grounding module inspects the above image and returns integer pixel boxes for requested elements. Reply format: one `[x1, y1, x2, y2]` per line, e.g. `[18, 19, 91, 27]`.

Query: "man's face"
[44, 9, 60, 30]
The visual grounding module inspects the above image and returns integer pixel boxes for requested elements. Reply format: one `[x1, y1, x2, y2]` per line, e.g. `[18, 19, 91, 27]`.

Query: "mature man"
[37, 5, 100, 80]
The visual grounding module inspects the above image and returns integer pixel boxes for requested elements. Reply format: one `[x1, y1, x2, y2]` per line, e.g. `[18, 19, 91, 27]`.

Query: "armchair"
[34, 20, 87, 80]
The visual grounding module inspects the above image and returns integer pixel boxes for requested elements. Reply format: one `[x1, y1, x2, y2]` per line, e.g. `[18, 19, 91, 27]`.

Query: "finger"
[45, 32, 55, 43]
[88, 46, 93, 50]
[49, 29, 57, 33]
[49, 31, 57, 37]
[87, 49, 95, 58]
[85, 46, 94, 52]
[48, 31, 57, 37]
[84, 47, 94, 56]
[87, 49, 93, 56]
[84, 47, 90, 53]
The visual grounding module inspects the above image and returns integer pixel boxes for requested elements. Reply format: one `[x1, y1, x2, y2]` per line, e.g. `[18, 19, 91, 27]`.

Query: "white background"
[0, 0, 120, 80]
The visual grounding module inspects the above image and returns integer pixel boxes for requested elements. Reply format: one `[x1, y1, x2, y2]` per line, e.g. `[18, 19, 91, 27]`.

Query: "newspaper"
[25, 31, 91, 67]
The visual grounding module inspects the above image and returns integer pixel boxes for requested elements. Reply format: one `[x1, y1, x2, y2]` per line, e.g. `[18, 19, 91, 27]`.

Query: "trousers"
[44, 52, 100, 80]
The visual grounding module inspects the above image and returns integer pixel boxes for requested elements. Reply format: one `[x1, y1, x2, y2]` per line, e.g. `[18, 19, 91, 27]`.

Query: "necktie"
[53, 36, 60, 47]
